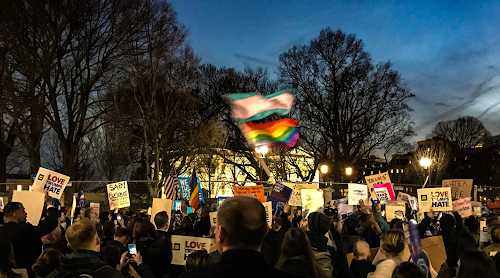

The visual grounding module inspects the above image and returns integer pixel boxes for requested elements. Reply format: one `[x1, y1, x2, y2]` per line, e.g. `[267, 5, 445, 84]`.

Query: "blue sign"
[217, 197, 229, 210]
[177, 177, 205, 205]
[173, 200, 192, 213]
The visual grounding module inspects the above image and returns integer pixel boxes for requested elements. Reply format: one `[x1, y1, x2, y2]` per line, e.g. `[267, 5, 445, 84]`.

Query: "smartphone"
[128, 244, 137, 255]
[116, 213, 122, 221]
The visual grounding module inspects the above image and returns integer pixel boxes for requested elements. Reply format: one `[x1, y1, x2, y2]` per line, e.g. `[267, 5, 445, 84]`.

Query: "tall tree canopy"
[429, 116, 490, 149]
[278, 28, 414, 181]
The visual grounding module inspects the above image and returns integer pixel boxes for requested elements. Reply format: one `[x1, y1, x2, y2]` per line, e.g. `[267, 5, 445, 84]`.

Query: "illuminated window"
[371, 171, 373, 175]
[396, 169, 399, 173]
[401, 169, 404, 174]
[363, 171, 365, 175]
[391, 169, 393, 173]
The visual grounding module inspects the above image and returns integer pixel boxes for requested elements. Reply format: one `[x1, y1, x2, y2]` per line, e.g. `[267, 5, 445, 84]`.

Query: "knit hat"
[0, 237, 12, 260]
[308, 212, 331, 235]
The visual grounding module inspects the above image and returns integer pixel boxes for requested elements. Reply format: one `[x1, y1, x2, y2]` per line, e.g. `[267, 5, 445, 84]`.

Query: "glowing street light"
[345, 167, 353, 176]
[320, 165, 329, 174]
[255, 145, 269, 156]
[420, 158, 431, 168]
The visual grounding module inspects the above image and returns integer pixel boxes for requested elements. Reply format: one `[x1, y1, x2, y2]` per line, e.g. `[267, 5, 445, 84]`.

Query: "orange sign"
[234, 185, 265, 203]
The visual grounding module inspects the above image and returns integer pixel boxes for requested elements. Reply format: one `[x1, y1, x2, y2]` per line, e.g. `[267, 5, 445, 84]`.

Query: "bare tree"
[429, 116, 490, 149]
[408, 138, 456, 185]
[278, 28, 415, 181]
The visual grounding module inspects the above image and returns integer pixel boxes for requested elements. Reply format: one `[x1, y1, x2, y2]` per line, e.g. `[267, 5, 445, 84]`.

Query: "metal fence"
[0, 180, 426, 213]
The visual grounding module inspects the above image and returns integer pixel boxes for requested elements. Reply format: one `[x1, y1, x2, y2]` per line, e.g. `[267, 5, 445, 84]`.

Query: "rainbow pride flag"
[239, 118, 299, 148]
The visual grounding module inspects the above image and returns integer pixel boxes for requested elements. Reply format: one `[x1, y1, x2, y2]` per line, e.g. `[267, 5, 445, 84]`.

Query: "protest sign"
[442, 179, 473, 200]
[408, 197, 418, 211]
[151, 198, 172, 229]
[365, 172, 392, 204]
[217, 197, 229, 210]
[480, 221, 490, 242]
[283, 182, 302, 206]
[90, 202, 100, 218]
[12, 190, 45, 226]
[417, 188, 452, 212]
[323, 187, 333, 206]
[348, 183, 368, 205]
[0, 197, 4, 209]
[267, 183, 292, 216]
[397, 192, 411, 202]
[263, 201, 272, 228]
[173, 200, 192, 214]
[338, 198, 354, 216]
[474, 207, 482, 217]
[301, 189, 324, 218]
[385, 200, 406, 222]
[178, 177, 191, 203]
[233, 185, 265, 203]
[171, 235, 212, 265]
[12, 269, 28, 278]
[32, 167, 70, 199]
[373, 183, 395, 202]
[209, 211, 217, 226]
[106, 181, 130, 210]
[453, 197, 472, 217]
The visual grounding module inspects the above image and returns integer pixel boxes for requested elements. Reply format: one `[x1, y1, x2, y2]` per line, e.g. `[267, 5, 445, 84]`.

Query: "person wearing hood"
[261, 216, 285, 266]
[305, 212, 353, 278]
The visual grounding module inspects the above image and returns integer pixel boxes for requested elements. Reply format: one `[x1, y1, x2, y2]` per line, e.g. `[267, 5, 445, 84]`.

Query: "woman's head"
[359, 214, 381, 234]
[185, 250, 213, 271]
[381, 229, 405, 258]
[341, 218, 359, 240]
[458, 249, 499, 278]
[276, 227, 322, 275]
[132, 218, 156, 242]
[32, 248, 62, 277]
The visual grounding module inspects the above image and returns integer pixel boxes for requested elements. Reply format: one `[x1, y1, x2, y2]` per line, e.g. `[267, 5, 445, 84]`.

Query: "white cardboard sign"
[151, 198, 173, 229]
[480, 221, 490, 242]
[32, 167, 70, 199]
[301, 189, 324, 218]
[106, 181, 130, 210]
[12, 190, 45, 226]
[385, 200, 406, 222]
[0, 197, 4, 210]
[348, 183, 368, 205]
[263, 201, 272, 228]
[417, 188, 452, 212]
[209, 211, 217, 226]
[171, 235, 211, 265]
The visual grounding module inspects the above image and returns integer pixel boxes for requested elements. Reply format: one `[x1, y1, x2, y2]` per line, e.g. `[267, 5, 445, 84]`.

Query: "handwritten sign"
[12, 190, 45, 226]
[171, 235, 211, 265]
[385, 200, 406, 222]
[234, 185, 265, 203]
[373, 183, 395, 203]
[417, 188, 452, 212]
[348, 183, 368, 205]
[263, 201, 272, 228]
[452, 197, 472, 217]
[337, 198, 353, 216]
[32, 167, 70, 199]
[442, 179, 473, 200]
[267, 183, 292, 216]
[283, 182, 302, 206]
[151, 198, 172, 229]
[90, 202, 100, 217]
[217, 197, 228, 210]
[106, 181, 130, 210]
[397, 192, 411, 202]
[365, 172, 392, 204]
[0, 197, 4, 209]
[209, 211, 217, 226]
[301, 189, 324, 218]
[409, 197, 418, 211]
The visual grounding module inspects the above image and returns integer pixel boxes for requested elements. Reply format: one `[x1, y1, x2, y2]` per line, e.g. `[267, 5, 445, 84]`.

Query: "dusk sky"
[170, 0, 500, 142]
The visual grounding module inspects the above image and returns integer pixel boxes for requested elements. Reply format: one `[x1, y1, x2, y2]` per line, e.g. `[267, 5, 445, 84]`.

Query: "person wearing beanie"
[0, 238, 18, 278]
[305, 212, 353, 278]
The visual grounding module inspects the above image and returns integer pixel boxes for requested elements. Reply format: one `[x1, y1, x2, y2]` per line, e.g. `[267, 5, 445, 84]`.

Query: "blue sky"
[170, 0, 500, 141]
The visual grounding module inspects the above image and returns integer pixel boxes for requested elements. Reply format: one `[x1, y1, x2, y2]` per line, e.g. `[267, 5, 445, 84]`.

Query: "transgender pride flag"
[225, 90, 294, 123]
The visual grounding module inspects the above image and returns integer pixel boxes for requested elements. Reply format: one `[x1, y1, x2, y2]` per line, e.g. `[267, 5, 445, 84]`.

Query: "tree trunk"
[60, 139, 80, 180]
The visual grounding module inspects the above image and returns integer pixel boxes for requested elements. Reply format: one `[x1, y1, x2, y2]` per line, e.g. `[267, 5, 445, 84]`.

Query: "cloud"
[234, 53, 278, 67]
[435, 102, 449, 107]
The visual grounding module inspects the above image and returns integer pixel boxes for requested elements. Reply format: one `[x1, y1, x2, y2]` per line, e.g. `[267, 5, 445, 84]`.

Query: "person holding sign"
[0, 195, 58, 275]
[178, 196, 299, 278]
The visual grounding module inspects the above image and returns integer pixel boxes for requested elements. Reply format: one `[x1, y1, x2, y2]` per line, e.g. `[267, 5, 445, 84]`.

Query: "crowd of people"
[0, 193, 500, 278]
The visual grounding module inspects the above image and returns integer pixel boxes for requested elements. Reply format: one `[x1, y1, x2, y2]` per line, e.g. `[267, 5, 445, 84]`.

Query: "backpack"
[48, 265, 111, 278]
[312, 248, 333, 278]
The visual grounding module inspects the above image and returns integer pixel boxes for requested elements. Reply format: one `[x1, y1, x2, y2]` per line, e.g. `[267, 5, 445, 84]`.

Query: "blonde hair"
[65, 220, 97, 250]
[381, 229, 405, 257]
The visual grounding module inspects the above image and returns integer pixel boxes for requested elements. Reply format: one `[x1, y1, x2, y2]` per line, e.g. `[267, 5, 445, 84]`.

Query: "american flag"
[163, 168, 179, 200]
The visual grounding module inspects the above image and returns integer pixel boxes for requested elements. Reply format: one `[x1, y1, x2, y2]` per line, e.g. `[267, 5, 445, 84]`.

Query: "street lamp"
[420, 158, 432, 185]
[345, 167, 353, 176]
[319, 164, 329, 183]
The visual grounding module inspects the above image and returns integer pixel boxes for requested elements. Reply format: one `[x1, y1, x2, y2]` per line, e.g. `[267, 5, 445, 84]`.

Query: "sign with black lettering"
[106, 181, 130, 210]
[171, 235, 211, 265]
[32, 167, 70, 199]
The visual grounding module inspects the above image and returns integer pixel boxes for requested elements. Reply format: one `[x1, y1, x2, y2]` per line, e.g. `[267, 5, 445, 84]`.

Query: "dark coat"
[46, 250, 124, 278]
[106, 239, 127, 254]
[260, 230, 284, 266]
[177, 249, 302, 278]
[0, 207, 58, 270]
[306, 231, 354, 278]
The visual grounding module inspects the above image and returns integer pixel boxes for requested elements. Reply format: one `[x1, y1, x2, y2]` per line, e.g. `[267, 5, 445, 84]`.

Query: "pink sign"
[373, 182, 395, 201]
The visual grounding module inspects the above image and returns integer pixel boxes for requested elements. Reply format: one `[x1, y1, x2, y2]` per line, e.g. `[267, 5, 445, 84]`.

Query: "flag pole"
[253, 151, 275, 184]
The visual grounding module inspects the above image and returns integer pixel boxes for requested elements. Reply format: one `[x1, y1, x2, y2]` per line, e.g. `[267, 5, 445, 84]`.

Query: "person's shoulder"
[95, 263, 123, 278]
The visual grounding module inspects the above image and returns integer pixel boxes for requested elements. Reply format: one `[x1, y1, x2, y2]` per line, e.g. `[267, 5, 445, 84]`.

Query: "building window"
[401, 169, 404, 174]
[363, 171, 365, 175]
[371, 171, 373, 175]
[391, 169, 394, 173]
[396, 169, 399, 173]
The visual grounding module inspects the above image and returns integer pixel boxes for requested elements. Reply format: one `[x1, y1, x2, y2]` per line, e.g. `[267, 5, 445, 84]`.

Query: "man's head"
[41, 226, 62, 245]
[114, 227, 131, 246]
[154, 211, 170, 230]
[65, 220, 100, 252]
[3, 202, 27, 224]
[353, 240, 370, 260]
[216, 196, 268, 252]
[440, 214, 456, 231]
[486, 217, 500, 234]
[491, 226, 500, 244]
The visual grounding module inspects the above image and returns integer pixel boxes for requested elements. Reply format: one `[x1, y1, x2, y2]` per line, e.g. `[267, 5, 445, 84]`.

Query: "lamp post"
[420, 158, 432, 186]
[345, 167, 353, 183]
[255, 146, 268, 181]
